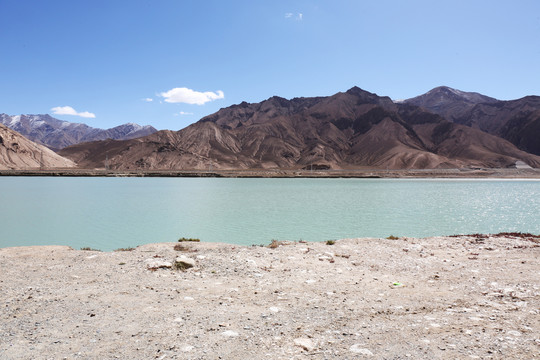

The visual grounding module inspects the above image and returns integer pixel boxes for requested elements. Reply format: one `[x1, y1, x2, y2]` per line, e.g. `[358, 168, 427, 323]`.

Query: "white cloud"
[143, 98, 153, 102]
[159, 87, 224, 105]
[285, 12, 303, 21]
[174, 111, 194, 116]
[51, 106, 95, 118]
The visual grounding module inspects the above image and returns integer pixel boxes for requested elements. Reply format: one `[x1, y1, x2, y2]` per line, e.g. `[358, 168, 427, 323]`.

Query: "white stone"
[181, 345, 194, 352]
[221, 330, 239, 337]
[175, 256, 195, 269]
[349, 344, 373, 356]
[269, 307, 280, 312]
[294, 338, 315, 351]
[145, 259, 172, 269]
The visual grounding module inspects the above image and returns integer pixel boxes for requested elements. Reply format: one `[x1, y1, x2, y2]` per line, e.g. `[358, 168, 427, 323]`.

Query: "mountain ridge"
[404, 86, 540, 155]
[0, 114, 157, 150]
[58, 87, 540, 170]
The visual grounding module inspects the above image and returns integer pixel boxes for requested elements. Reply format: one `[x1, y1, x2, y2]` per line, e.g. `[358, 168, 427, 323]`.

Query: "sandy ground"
[1, 235, 539, 359]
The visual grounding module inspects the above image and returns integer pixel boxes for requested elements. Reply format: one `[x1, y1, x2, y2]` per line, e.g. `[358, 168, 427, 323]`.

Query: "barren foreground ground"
[1, 235, 539, 359]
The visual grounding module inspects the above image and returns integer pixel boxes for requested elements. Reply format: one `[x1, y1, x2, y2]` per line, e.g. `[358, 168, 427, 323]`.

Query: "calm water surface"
[0, 177, 538, 251]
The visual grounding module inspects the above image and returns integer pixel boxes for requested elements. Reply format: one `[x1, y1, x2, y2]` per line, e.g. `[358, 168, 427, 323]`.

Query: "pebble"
[145, 259, 172, 269]
[349, 344, 373, 356]
[294, 338, 315, 351]
[221, 330, 239, 337]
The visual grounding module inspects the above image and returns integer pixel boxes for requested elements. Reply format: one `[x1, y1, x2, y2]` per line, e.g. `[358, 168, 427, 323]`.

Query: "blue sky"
[1, 0, 540, 130]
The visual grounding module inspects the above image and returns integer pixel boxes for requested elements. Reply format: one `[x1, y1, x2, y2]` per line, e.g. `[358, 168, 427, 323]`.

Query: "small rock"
[349, 344, 373, 356]
[507, 330, 521, 337]
[175, 256, 195, 270]
[294, 338, 315, 351]
[181, 345, 194, 352]
[145, 259, 172, 270]
[184, 296, 194, 301]
[269, 307, 280, 312]
[221, 330, 239, 337]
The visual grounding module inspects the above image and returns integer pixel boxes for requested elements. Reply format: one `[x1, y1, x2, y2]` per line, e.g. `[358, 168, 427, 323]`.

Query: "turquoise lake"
[0, 177, 539, 251]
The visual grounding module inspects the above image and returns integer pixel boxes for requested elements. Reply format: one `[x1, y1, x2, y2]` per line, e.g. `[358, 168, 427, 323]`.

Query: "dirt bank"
[1, 235, 539, 359]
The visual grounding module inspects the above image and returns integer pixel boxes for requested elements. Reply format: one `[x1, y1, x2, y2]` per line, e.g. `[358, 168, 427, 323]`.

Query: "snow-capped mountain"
[405, 86, 499, 110]
[0, 114, 157, 150]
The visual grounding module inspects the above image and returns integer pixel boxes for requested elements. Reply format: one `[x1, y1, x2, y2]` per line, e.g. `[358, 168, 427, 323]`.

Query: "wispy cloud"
[174, 111, 194, 116]
[51, 106, 95, 118]
[285, 12, 303, 21]
[159, 87, 224, 105]
[143, 98, 153, 102]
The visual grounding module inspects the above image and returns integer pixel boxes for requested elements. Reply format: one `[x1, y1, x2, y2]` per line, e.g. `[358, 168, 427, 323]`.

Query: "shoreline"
[1, 235, 539, 358]
[1, 167, 540, 178]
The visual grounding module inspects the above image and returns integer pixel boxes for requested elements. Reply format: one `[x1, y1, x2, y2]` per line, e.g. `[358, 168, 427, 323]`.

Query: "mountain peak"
[409, 86, 498, 106]
[346, 86, 374, 97]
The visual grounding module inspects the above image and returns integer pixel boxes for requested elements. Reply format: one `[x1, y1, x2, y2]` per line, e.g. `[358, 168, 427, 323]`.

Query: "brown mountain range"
[405, 86, 540, 155]
[58, 87, 540, 170]
[0, 124, 76, 170]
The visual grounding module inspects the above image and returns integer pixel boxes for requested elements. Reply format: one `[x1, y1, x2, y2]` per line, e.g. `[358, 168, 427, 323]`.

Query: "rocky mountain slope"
[0, 124, 76, 169]
[59, 87, 540, 170]
[405, 86, 540, 155]
[0, 114, 157, 150]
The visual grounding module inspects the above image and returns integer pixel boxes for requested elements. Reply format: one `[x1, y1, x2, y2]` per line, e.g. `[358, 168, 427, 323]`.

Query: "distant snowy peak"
[0, 113, 157, 150]
[116, 123, 156, 136]
[427, 86, 498, 104]
[406, 86, 499, 108]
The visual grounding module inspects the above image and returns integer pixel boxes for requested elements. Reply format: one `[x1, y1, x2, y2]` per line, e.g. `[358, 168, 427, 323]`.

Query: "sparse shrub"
[386, 235, 399, 240]
[178, 237, 200, 242]
[268, 240, 281, 249]
[119, 262, 126, 265]
[326, 240, 336, 245]
[174, 244, 186, 251]
[114, 247, 135, 252]
[80, 247, 101, 251]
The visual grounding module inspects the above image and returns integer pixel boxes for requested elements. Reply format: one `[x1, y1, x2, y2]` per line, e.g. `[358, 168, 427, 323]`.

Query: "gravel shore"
[1, 235, 539, 359]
